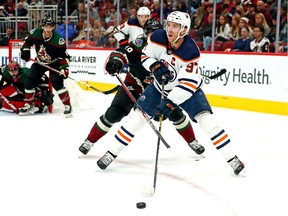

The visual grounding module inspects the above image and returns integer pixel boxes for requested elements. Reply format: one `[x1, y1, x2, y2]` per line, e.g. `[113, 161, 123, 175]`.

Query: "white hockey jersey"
[141, 29, 203, 105]
[113, 18, 145, 46]
[250, 37, 270, 52]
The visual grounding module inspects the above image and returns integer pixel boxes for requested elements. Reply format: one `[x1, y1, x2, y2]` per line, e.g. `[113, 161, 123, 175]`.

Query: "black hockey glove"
[105, 51, 128, 76]
[154, 98, 178, 120]
[150, 61, 172, 85]
[20, 48, 30, 62]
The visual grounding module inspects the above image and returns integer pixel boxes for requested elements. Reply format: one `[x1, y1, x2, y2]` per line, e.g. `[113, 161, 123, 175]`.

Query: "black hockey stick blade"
[100, 85, 119, 94]
[207, 69, 227, 79]
[33, 60, 119, 95]
[84, 83, 119, 94]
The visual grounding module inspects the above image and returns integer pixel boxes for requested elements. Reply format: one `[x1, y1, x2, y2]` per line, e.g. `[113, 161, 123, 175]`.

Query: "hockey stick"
[115, 74, 170, 149]
[0, 92, 19, 113]
[152, 82, 165, 194]
[201, 68, 227, 79]
[32, 60, 119, 95]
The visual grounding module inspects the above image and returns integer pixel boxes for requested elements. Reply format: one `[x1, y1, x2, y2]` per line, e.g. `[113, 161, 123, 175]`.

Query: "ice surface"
[1, 91, 287, 216]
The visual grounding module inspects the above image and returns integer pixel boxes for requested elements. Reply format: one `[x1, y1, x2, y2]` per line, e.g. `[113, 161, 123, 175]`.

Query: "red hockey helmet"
[8, 61, 21, 71]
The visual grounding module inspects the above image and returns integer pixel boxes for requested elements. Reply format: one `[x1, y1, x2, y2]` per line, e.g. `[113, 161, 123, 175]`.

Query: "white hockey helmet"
[137, 7, 151, 17]
[166, 11, 191, 36]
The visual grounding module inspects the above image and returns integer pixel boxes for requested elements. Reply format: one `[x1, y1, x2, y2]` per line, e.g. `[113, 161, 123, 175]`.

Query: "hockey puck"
[136, 202, 146, 209]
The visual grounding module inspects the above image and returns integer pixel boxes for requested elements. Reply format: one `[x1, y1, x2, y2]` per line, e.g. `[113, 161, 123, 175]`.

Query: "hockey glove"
[154, 98, 178, 120]
[41, 90, 54, 106]
[20, 48, 30, 62]
[150, 61, 172, 85]
[105, 51, 128, 76]
[59, 67, 69, 79]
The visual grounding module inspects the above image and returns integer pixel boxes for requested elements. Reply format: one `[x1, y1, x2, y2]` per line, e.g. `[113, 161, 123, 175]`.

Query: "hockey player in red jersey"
[0, 61, 53, 113]
[19, 16, 72, 117]
[79, 17, 204, 157]
[97, 11, 245, 176]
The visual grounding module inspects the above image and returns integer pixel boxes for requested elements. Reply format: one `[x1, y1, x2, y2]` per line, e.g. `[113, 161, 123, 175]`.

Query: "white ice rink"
[1, 91, 288, 216]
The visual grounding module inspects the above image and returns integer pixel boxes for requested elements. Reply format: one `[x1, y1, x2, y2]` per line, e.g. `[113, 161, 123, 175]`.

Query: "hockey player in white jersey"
[97, 11, 245, 176]
[113, 6, 151, 46]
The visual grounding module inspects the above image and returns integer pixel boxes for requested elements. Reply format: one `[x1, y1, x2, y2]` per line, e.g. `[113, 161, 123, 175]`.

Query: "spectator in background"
[256, 0, 272, 25]
[250, 24, 270, 52]
[87, 1, 99, 20]
[191, 4, 206, 29]
[3, 0, 15, 16]
[176, 0, 189, 13]
[279, 3, 288, 43]
[245, 2, 256, 27]
[215, 14, 231, 41]
[19, 0, 29, 10]
[254, 13, 271, 37]
[17, 23, 29, 39]
[239, 17, 253, 38]
[57, 0, 65, 18]
[267, 14, 277, 43]
[91, 28, 107, 47]
[196, 3, 213, 30]
[73, 22, 93, 42]
[98, 0, 114, 22]
[196, 12, 213, 50]
[221, 3, 233, 24]
[0, 27, 14, 46]
[128, 7, 137, 19]
[235, 5, 245, 17]
[278, 44, 288, 52]
[44, 0, 56, 5]
[104, 5, 120, 27]
[225, 26, 252, 52]
[30, 0, 43, 6]
[16, 2, 28, 16]
[0, 5, 9, 17]
[56, 18, 76, 42]
[229, 13, 240, 41]
[71, 2, 86, 20]
[153, 0, 171, 20]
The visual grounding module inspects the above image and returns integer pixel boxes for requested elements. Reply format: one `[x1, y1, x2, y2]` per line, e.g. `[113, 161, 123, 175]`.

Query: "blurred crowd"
[0, 0, 287, 52]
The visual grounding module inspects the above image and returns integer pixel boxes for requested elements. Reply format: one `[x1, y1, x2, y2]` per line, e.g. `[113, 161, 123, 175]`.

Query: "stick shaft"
[0, 92, 19, 113]
[153, 82, 165, 192]
[115, 74, 170, 148]
[32, 60, 119, 94]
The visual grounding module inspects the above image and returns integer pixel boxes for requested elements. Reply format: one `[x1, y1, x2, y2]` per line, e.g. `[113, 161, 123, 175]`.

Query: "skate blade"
[64, 113, 73, 118]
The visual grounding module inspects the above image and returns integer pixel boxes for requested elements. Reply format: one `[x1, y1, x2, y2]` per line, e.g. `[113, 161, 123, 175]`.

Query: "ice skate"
[79, 139, 94, 155]
[97, 151, 117, 170]
[19, 103, 39, 116]
[188, 139, 205, 155]
[228, 155, 245, 176]
[64, 104, 72, 118]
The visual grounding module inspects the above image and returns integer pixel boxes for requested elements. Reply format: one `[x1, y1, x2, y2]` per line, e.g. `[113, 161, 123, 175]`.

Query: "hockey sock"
[57, 88, 71, 106]
[109, 109, 146, 155]
[87, 115, 112, 143]
[195, 112, 236, 161]
[173, 115, 196, 143]
[24, 88, 36, 103]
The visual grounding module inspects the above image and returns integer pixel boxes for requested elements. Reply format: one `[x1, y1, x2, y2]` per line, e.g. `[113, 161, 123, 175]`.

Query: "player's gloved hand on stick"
[150, 61, 172, 85]
[106, 51, 128, 76]
[154, 98, 178, 120]
[21, 48, 30, 62]
[59, 67, 69, 79]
